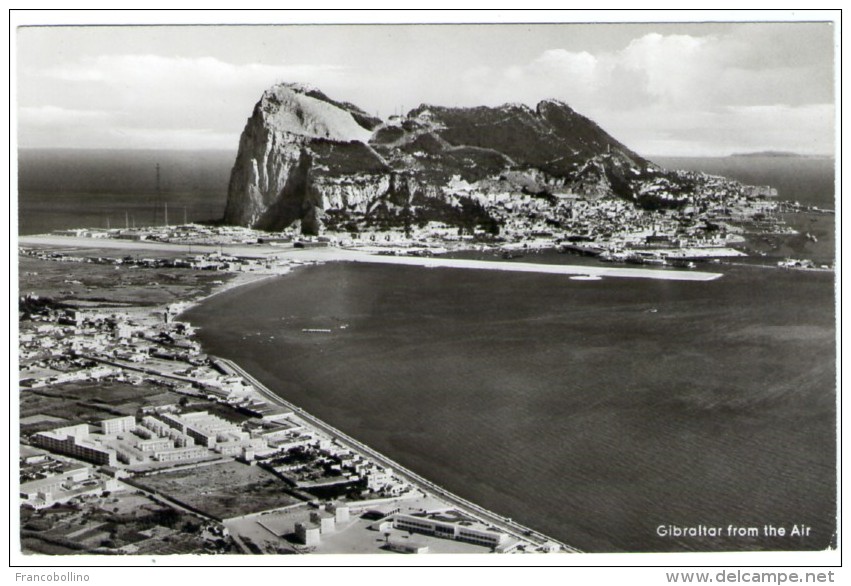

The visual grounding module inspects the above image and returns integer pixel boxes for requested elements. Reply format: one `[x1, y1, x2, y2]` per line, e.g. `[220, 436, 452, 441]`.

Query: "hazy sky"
[16, 21, 836, 156]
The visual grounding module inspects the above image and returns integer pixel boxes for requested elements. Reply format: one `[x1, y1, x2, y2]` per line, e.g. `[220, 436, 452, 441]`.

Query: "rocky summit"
[223, 83, 720, 235]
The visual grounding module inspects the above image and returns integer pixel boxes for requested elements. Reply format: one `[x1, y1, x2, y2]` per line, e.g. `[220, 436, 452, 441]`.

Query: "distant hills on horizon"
[727, 151, 834, 159]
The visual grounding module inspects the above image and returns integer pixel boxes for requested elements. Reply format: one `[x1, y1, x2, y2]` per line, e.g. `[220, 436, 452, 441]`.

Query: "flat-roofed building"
[310, 510, 336, 534]
[295, 522, 321, 546]
[100, 416, 136, 435]
[152, 446, 210, 462]
[32, 425, 118, 467]
[214, 441, 244, 456]
[135, 438, 173, 453]
[20, 444, 49, 465]
[328, 503, 350, 523]
[158, 411, 266, 455]
[20, 463, 91, 505]
[20, 476, 64, 507]
[159, 413, 216, 448]
[20, 467, 119, 509]
[365, 465, 394, 491]
[391, 514, 509, 549]
[141, 415, 171, 436]
[133, 426, 155, 440]
[217, 437, 267, 457]
[172, 432, 195, 448]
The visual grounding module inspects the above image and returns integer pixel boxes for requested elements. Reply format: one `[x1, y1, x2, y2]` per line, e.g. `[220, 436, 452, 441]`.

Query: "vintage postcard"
[11, 10, 840, 574]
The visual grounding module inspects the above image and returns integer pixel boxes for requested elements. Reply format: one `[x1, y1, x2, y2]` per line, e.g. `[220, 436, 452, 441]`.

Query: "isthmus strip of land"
[19, 235, 723, 281]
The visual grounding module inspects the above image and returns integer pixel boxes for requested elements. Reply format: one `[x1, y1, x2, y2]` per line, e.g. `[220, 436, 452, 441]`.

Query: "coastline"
[217, 356, 577, 552]
[13, 232, 721, 553]
[177, 262, 576, 552]
[178, 270, 285, 314]
[18, 242, 573, 554]
[19, 235, 724, 282]
[182, 257, 837, 554]
[17, 230, 837, 554]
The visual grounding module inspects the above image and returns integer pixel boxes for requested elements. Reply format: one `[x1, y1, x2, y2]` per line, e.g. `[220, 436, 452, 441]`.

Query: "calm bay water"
[184, 262, 835, 552]
[18, 150, 837, 552]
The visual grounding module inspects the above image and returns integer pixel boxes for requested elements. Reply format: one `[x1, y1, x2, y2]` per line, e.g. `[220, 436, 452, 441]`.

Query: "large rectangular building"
[159, 412, 217, 448]
[20, 465, 119, 509]
[152, 446, 210, 462]
[391, 514, 509, 549]
[100, 416, 136, 435]
[32, 425, 118, 467]
[135, 438, 173, 453]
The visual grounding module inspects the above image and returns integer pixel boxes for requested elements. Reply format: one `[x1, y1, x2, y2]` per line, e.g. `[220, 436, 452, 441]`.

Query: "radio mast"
[155, 163, 161, 226]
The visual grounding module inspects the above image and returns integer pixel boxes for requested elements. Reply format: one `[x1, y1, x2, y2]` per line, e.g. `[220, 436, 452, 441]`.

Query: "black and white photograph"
[11, 10, 841, 572]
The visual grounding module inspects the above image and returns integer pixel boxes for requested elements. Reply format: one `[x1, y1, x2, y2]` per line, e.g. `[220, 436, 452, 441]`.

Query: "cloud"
[20, 54, 351, 149]
[19, 105, 114, 126]
[529, 49, 598, 84]
[463, 30, 832, 111]
[597, 103, 835, 157]
[455, 29, 834, 155]
[16, 26, 834, 155]
[616, 33, 714, 106]
[40, 54, 347, 91]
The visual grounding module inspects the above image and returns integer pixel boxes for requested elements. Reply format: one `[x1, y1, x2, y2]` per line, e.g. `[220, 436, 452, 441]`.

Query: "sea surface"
[18, 150, 838, 552]
[17, 149, 234, 235]
[184, 262, 835, 553]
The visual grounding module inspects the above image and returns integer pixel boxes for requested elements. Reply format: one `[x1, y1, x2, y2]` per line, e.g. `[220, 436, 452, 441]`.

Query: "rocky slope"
[223, 83, 711, 235]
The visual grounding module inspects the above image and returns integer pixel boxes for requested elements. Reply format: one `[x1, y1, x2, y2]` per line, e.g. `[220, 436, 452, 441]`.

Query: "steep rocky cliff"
[223, 83, 686, 234]
[223, 83, 384, 231]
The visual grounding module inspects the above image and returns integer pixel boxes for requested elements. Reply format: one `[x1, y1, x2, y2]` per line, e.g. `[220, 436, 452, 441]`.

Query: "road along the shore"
[216, 357, 582, 553]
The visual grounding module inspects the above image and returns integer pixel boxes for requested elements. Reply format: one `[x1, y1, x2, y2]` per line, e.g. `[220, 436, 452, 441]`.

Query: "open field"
[21, 485, 229, 555]
[19, 381, 180, 436]
[19, 235, 280, 259]
[133, 460, 301, 520]
[19, 254, 233, 306]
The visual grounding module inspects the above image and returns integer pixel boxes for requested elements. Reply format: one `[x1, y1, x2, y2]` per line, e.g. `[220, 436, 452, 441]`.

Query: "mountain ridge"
[223, 83, 750, 236]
